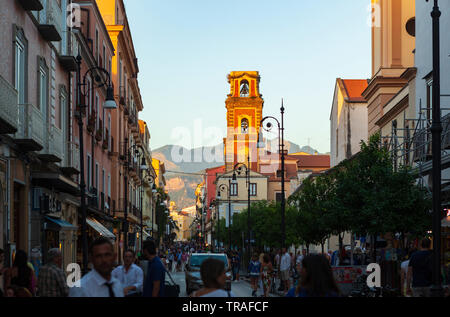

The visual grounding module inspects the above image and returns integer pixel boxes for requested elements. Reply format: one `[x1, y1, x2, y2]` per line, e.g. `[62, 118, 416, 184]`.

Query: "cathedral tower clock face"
[224, 71, 264, 172]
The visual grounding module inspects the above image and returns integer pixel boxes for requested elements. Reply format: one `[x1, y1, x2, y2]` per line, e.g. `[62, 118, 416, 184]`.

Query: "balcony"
[14, 103, 45, 152]
[61, 142, 80, 176]
[0, 75, 18, 134]
[87, 187, 99, 209]
[38, 0, 62, 42]
[17, 0, 43, 11]
[38, 126, 63, 163]
[95, 119, 103, 142]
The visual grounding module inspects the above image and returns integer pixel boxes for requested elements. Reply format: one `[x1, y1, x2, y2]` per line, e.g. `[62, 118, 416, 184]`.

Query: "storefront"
[76, 216, 116, 266]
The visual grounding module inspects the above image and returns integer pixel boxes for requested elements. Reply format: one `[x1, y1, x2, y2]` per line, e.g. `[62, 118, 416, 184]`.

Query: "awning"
[86, 217, 116, 240]
[45, 216, 78, 231]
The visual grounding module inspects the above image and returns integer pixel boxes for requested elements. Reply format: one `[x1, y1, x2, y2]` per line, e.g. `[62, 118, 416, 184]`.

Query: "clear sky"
[125, 0, 372, 154]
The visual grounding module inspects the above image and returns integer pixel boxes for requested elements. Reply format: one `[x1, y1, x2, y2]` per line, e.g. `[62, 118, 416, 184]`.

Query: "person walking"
[5, 250, 36, 296]
[69, 237, 123, 297]
[112, 249, 144, 297]
[261, 254, 273, 297]
[143, 240, 165, 297]
[280, 248, 291, 294]
[181, 251, 188, 272]
[286, 254, 340, 297]
[192, 258, 235, 297]
[248, 253, 261, 297]
[400, 250, 413, 297]
[37, 248, 68, 297]
[407, 238, 433, 297]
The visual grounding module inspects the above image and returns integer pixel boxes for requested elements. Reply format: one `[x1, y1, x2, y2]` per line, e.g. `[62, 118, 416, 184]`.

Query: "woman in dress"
[260, 254, 273, 297]
[248, 253, 261, 297]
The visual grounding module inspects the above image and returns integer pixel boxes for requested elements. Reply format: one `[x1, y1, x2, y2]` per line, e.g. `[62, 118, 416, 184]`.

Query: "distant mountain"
[152, 141, 322, 209]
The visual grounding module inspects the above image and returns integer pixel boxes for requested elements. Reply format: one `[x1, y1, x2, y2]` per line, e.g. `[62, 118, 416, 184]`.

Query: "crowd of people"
[0, 237, 447, 297]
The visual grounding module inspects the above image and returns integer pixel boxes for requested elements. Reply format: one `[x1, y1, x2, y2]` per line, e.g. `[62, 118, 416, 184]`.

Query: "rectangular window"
[108, 114, 111, 150]
[87, 154, 92, 189]
[102, 169, 105, 194]
[230, 183, 238, 196]
[276, 192, 284, 203]
[58, 93, 66, 130]
[87, 77, 92, 115]
[250, 183, 257, 196]
[95, 162, 99, 190]
[38, 66, 47, 111]
[14, 37, 26, 104]
[102, 44, 106, 68]
[95, 29, 99, 62]
[336, 129, 339, 157]
[95, 93, 99, 129]
[108, 174, 111, 197]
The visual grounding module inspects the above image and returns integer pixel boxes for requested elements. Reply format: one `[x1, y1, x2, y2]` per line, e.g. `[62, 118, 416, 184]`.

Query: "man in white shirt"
[112, 249, 143, 296]
[69, 237, 124, 297]
[280, 248, 291, 294]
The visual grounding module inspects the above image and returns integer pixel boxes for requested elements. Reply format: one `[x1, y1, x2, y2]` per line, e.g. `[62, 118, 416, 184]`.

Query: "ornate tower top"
[227, 71, 262, 98]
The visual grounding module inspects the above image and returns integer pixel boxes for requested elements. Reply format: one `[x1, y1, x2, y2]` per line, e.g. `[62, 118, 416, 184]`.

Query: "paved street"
[169, 270, 282, 297]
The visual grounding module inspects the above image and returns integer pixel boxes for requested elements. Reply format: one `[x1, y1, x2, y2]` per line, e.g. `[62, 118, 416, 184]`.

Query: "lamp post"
[140, 173, 155, 252]
[217, 183, 232, 249]
[427, 0, 443, 297]
[75, 54, 117, 274]
[258, 100, 286, 249]
[123, 143, 148, 251]
[232, 158, 250, 258]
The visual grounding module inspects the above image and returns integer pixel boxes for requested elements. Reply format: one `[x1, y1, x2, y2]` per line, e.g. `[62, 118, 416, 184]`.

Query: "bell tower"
[223, 71, 264, 172]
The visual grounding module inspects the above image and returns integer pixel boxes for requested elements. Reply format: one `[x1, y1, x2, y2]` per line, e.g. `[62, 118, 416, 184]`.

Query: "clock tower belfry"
[224, 71, 264, 172]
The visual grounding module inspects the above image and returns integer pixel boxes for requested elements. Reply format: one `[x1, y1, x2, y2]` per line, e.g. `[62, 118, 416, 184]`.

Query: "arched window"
[241, 118, 249, 134]
[240, 80, 249, 97]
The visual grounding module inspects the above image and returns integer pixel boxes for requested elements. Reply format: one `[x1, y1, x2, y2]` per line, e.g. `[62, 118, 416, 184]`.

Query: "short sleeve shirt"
[143, 257, 165, 297]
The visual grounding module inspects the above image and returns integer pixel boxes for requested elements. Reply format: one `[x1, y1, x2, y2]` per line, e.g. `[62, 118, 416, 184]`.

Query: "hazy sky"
[125, 0, 371, 154]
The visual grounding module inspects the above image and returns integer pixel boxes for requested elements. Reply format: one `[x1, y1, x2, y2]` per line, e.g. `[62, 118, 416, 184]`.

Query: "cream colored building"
[215, 170, 268, 226]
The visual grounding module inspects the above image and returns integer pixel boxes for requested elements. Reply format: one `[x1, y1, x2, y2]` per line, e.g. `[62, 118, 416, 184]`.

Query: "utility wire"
[165, 170, 207, 176]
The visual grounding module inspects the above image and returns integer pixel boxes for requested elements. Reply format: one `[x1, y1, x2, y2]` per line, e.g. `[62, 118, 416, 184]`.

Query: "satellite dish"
[406, 17, 415, 37]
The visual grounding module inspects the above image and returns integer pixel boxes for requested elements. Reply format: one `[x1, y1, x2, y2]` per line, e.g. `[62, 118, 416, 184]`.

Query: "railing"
[69, 142, 80, 172]
[0, 74, 18, 131]
[88, 187, 98, 209]
[100, 192, 105, 212]
[17, 103, 45, 148]
[48, 126, 64, 160]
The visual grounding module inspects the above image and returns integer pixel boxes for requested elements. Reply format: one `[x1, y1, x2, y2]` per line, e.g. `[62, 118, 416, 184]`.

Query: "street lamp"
[123, 143, 147, 251]
[140, 173, 155, 252]
[217, 183, 232, 249]
[427, 0, 444, 297]
[75, 54, 116, 274]
[258, 99, 286, 249]
[232, 158, 251, 258]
